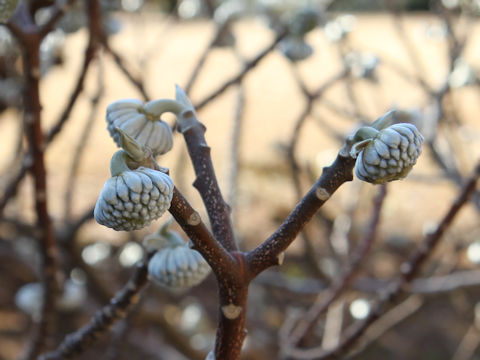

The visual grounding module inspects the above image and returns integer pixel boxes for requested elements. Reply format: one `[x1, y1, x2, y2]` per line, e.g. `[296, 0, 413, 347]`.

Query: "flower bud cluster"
[106, 99, 174, 156]
[94, 167, 174, 231]
[145, 224, 211, 289]
[354, 123, 424, 184]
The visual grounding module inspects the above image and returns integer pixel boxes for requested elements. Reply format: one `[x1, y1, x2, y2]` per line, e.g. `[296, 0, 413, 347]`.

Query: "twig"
[285, 185, 387, 351]
[246, 151, 356, 278]
[0, 155, 31, 220]
[227, 83, 245, 229]
[38, 257, 152, 360]
[46, 0, 103, 143]
[346, 295, 424, 359]
[184, 20, 233, 95]
[103, 41, 150, 101]
[194, 29, 287, 111]
[176, 108, 236, 251]
[451, 324, 480, 360]
[64, 56, 105, 220]
[286, 161, 480, 359]
[9, 10, 59, 360]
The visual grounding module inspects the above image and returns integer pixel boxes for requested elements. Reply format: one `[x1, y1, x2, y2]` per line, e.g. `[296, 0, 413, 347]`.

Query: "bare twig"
[194, 29, 287, 111]
[286, 161, 480, 359]
[284, 185, 387, 352]
[246, 151, 356, 278]
[64, 56, 105, 220]
[38, 257, 152, 360]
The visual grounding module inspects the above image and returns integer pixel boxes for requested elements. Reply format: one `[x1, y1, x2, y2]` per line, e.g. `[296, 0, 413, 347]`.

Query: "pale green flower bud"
[94, 167, 174, 231]
[147, 227, 211, 289]
[354, 123, 424, 184]
[106, 98, 182, 156]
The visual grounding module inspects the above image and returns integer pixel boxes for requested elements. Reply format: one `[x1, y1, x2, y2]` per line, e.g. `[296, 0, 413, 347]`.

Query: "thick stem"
[215, 253, 249, 360]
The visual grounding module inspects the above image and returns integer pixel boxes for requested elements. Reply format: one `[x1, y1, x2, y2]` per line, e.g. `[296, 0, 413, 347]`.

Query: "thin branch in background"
[103, 41, 150, 101]
[0, 156, 31, 220]
[194, 29, 287, 111]
[347, 295, 424, 359]
[64, 54, 105, 220]
[38, 257, 152, 360]
[227, 83, 245, 230]
[284, 66, 350, 279]
[451, 323, 480, 360]
[46, 0, 103, 144]
[285, 185, 387, 352]
[286, 161, 480, 360]
[184, 20, 234, 95]
[246, 151, 356, 277]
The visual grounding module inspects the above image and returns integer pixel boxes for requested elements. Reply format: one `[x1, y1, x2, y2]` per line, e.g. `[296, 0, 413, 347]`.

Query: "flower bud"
[94, 167, 174, 231]
[106, 99, 175, 156]
[355, 123, 424, 184]
[148, 231, 211, 289]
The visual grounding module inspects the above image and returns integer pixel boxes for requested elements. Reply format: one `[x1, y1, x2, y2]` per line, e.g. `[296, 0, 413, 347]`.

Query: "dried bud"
[148, 235, 211, 289]
[354, 123, 424, 184]
[94, 167, 174, 231]
[106, 99, 181, 156]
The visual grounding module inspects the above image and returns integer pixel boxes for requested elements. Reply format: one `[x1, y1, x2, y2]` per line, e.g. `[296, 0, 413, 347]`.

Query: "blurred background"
[1, 0, 480, 359]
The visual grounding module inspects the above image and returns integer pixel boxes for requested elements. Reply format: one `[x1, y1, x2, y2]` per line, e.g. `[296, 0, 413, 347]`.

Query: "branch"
[287, 161, 480, 359]
[15, 28, 58, 360]
[175, 102, 236, 251]
[194, 29, 287, 111]
[285, 185, 387, 351]
[103, 41, 150, 101]
[168, 187, 236, 276]
[46, 0, 102, 143]
[246, 152, 356, 278]
[38, 258, 152, 360]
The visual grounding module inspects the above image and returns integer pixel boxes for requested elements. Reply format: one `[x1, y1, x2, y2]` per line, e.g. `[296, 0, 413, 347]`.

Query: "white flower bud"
[106, 99, 178, 156]
[94, 167, 174, 231]
[148, 236, 211, 289]
[355, 123, 424, 184]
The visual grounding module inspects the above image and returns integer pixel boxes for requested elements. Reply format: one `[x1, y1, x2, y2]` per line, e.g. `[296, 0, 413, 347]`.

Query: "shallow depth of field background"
[1, 1, 480, 359]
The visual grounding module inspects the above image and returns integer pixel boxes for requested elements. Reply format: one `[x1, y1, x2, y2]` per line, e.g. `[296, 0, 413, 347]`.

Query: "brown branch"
[286, 185, 387, 351]
[38, 258, 152, 360]
[287, 161, 480, 360]
[168, 187, 236, 274]
[103, 41, 150, 101]
[286, 67, 350, 278]
[168, 187, 247, 360]
[0, 155, 30, 220]
[184, 20, 233, 95]
[246, 152, 356, 278]
[194, 29, 287, 111]
[177, 111, 236, 251]
[46, 0, 102, 143]
[16, 31, 58, 360]
[64, 57, 104, 220]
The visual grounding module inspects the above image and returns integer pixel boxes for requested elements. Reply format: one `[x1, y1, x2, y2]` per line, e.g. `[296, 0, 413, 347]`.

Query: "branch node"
[221, 304, 243, 320]
[277, 252, 285, 266]
[315, 187, 330, 201]
[187, 211, 201, 226]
